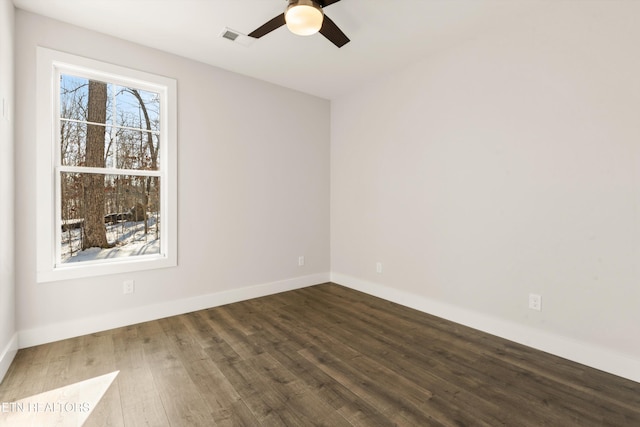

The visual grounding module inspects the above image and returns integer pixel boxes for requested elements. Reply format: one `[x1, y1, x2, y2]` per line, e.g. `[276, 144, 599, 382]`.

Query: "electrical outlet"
[376, 262, 383, 274]
[123, 280, 135, 294]
[298, 256, 305, 267]
[528, 293, 541, 311]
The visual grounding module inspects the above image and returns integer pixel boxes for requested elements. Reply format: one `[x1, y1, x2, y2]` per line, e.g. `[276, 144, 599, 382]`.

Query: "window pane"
[108, 128, 160, 170]
[60, 120, 87, 166]
[60, 74, 89, 121]
[60, 172, 161, 264]
[61, 122, 114, 167]
[115, 86, 160, 132]
[60, 75, 114, 124]
[60, 75, 160, 171]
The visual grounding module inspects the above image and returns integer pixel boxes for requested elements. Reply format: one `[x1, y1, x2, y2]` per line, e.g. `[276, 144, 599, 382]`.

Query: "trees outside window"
[37, 48, 177, 282]
[59, 74, 162, 262]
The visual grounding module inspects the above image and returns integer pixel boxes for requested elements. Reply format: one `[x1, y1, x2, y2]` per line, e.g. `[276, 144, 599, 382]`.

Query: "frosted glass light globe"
[285, 1, 324, 36]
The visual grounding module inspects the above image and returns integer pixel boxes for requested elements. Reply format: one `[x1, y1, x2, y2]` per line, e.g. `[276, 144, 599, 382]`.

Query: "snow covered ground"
[61, 216, 160, 263]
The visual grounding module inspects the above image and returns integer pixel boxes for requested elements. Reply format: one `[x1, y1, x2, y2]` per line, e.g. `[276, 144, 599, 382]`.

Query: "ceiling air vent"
[222, 29, 239, 41]
[219, 27, 254, 47]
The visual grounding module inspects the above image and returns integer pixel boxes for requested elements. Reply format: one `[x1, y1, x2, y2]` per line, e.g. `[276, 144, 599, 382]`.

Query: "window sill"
[37, 253, 177, 283]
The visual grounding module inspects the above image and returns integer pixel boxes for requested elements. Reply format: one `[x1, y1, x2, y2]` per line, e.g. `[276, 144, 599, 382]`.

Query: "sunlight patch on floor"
[0, 371, 118, 427]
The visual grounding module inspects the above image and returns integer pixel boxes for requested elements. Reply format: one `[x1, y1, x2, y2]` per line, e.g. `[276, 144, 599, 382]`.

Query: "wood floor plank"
[39, 337, 84, 393]
[112, 324, 169, 427]
[296, 284, 640, 425]
[248, 330, 389, 425]
[279, 291, 525, 425]
[83, 379, 125, 427]
[68, 333, 124, 427]
[203, 307, 265, 361]
[244, 352, 353, 426]
[297, 346, 449, 426]
[215, 355, 306, 426]
[142, 317, 220, 426]
[1, 283, 638, 426]
[0, 343, 52, 401]
[183, 357, 257, 425]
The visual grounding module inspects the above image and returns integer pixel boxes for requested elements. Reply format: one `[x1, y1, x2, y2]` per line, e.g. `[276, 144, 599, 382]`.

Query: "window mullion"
[60, 118, 160, 136]
[57, 165, 161, 177]
[54, 168, 62, 265]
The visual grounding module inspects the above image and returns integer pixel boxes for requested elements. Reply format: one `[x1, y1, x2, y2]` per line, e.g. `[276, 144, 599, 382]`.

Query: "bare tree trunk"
[82, 80, 111, 250]
[128, 89, 158, 236]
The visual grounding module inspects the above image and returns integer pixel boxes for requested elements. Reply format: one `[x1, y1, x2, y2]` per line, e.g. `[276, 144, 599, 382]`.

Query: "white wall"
[0, 0, 17, 382]
[331, 1, 640, 381]
[15, 11, 330, 346]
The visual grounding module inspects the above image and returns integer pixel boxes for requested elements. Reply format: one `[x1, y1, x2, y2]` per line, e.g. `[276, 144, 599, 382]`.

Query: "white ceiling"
[12, 0, 543, 100]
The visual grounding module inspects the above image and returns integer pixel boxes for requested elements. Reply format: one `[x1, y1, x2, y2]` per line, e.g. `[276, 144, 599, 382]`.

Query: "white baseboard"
[331, 272, 640, 384]
[17, 271, 640, 384]
[18, 272, 330, 349]
[0, 333, 18, 383]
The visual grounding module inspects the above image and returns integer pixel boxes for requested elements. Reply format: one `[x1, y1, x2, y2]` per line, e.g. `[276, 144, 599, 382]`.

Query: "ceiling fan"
[248, 0, 350, 48]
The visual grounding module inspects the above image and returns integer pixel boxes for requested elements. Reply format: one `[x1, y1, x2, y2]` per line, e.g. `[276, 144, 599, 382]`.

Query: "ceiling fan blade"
[318, 0, 342, 7]
[248, 13, 286, 38]
[319, 15, 350, 48]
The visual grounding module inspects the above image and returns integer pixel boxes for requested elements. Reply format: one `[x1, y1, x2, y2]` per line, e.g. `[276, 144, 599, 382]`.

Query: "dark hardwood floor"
[1, 283, 639, 426]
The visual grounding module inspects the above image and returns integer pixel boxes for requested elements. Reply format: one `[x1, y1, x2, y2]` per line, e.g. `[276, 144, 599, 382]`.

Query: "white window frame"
[36, 47, 177, 283]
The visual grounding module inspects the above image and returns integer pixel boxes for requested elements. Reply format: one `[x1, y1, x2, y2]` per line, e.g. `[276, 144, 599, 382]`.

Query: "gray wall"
[331, 1, 640, 380]
[14, 11, 330, 344]
[0, 0, 16, 381]
[7, 1, 640, 384]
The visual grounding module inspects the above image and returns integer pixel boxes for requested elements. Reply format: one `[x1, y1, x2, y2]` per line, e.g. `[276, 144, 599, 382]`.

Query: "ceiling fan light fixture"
[285, 0, 324, 36]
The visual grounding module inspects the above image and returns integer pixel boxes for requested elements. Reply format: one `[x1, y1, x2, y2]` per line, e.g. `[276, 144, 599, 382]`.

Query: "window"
[36, 48, 177, 282]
